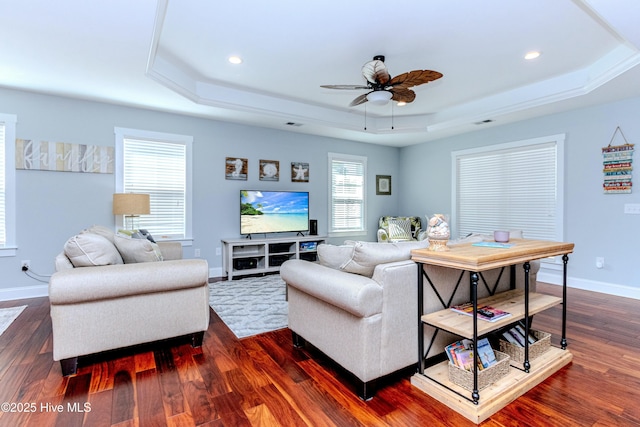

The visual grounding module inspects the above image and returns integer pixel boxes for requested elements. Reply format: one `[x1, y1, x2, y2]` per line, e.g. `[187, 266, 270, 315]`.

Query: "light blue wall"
[399, 96, 640, 297]
[4, 86, 639, 300]
[0, 88, 401, 298]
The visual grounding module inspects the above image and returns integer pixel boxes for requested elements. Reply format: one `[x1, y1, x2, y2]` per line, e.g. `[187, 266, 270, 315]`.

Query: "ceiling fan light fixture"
[367, 90, 392, 105]
[396, 101, 407, 107]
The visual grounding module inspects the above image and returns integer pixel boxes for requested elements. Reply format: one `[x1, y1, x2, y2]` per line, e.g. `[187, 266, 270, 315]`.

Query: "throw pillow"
[64, 233, 124, 267]
[81, 225, 116, 244]
[114, 233, 164, 263]
[341, 240, 429, 277]
[317, 243, 355, 270]
[388, 218, 412, 241]
[118, 228, 157, 243]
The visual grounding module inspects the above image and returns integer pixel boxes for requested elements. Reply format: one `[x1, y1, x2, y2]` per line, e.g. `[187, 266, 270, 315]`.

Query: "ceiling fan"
[321, 55, 443, 107]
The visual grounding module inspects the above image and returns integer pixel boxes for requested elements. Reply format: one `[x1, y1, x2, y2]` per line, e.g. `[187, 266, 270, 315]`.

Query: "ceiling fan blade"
[321, 84, 370, 90]
[388, 70, 443, 89]
[362, 60, 390, 85]
[349, 92, 370, 107]
[390, 88, 416, 104]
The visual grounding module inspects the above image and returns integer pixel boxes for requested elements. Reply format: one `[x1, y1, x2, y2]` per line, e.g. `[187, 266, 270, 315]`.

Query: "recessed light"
[228, 55, 243, 64]
[396, 101, 407, 107]
[524, 51, 541, 60]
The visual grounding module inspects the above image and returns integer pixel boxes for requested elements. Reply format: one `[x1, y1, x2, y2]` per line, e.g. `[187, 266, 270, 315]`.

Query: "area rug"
[0, 305, 27, 337]
[209, 274, 288, 339]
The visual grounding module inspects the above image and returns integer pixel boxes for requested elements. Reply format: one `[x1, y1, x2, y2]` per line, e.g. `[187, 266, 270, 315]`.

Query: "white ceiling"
[1, 0, 639, 147]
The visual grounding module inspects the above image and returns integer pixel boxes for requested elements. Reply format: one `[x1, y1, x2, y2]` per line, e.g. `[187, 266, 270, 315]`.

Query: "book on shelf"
[501, 324, 538, 347]
[450, 302, 512, 322]
[445, 338, 497, 371]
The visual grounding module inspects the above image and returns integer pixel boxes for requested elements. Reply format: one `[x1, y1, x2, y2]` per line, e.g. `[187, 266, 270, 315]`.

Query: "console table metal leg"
[471, 271, 479, 403]
[418, 264, 425, 374]
[523, 261, 531, 372]
[561, 254, 569, 349]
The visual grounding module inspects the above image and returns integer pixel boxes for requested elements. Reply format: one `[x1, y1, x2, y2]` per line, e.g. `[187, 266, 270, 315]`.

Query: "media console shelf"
[222, 236, 326, 280]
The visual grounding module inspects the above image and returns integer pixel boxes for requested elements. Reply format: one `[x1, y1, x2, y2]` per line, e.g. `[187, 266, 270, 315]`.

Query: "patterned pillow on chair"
[387, 218, 412, 242]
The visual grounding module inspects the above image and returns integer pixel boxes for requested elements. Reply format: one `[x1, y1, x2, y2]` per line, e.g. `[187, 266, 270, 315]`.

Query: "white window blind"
[0, 122, 6, 246]
[0, 113, 17, 255]
[116, 127, 192, 240]
[329, 153, 367, 234]
[453, 135, 564, 241]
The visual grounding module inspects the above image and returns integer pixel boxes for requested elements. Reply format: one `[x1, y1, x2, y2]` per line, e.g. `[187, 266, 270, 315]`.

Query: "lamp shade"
[367, 90, 392, 105]
[112, 193, 150, 215]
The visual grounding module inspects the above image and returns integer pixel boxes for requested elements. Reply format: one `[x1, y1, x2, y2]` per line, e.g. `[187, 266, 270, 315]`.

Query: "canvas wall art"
[15, 139, 114, 173]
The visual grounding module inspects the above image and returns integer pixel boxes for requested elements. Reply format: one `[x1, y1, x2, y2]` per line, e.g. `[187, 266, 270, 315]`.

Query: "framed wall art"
[260, 159, 279, 181]
[291, 162, 309, 182]
[225, 157, 248, 180]
[376, 175, 392, 195]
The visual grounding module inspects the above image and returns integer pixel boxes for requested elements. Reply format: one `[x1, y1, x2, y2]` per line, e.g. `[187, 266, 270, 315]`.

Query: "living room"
[1, 1, 640, 425]
[2, 83, 640, 301]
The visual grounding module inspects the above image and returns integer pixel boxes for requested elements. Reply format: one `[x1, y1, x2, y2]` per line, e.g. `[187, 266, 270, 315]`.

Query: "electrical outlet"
[596, 257, 604, 269]
[216, 247, 221, 256]
[21, 260, 30, 271]
[624, 203, 640, 214]
[194, 248, 201, 257]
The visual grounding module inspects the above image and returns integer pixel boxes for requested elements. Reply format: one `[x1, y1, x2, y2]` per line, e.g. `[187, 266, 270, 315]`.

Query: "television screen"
[240, 190, 309, 235]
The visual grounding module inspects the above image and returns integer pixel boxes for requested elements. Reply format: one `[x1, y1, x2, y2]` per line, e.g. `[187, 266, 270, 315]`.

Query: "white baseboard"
[0, 284, 49, 301]
[538, 271, 640, 300]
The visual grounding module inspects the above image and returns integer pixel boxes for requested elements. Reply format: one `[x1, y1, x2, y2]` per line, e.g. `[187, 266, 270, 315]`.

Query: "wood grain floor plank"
[1, 282, 640, 426]
[136, 369, 167, 427]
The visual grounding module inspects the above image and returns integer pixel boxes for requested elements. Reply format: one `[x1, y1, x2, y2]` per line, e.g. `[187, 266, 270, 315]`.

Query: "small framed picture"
[260, 159, 279, 181]
[376, 175, 392, 195]
[291, 162, 309, 182]
[225, 157, 247, 180]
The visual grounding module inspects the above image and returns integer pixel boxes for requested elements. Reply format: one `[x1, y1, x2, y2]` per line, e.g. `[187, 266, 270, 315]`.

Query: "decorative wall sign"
[15, 139, 114, 173]
[602, 127, 633, 194]
[291, 162, 309, 182]
[259, 159, 279, 181]
[225, 157, 248, 180]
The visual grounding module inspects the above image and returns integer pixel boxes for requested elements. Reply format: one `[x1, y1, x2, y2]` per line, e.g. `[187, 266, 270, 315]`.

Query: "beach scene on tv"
[241, 190, 309, 234]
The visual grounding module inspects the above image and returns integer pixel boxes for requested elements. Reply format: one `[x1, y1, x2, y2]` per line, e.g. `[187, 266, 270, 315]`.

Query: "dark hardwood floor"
[0, 282, 639, 426]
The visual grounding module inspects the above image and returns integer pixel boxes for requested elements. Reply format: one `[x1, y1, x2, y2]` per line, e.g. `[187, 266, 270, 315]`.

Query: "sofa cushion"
[342, 240, 429, 277]
[64, 233, 124, 267]
[317, 243, 355, 269]
[114, 233, 164, 263]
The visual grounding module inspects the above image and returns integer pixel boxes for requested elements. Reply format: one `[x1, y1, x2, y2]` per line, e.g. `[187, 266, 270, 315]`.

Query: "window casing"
[115, 127, 193, 242]
[328, 153, 367, 236]
[0, 114, 17, 256]
[452, 134, 565, 244]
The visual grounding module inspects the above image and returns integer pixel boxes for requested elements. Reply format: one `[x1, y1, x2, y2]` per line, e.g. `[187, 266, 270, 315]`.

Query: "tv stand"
[222, 235, 327, 280]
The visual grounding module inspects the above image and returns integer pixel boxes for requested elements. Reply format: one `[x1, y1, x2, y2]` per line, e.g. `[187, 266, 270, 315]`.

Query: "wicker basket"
[448, 350, 510, 391]
[499, 329, 551, 363]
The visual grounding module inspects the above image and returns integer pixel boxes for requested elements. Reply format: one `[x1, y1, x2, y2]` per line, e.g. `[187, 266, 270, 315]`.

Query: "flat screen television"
[240, 190, 309, 235]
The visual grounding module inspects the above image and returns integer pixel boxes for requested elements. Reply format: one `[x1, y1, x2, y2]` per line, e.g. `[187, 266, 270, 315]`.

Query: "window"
[328, 153, 367, 235]
[452, 134, 564, 242]
[0, 114, 17, 256]
[115, 127, 192, 241]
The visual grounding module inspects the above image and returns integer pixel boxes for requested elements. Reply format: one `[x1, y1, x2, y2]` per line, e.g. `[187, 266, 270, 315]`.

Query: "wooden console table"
[410, 239, 574, 423]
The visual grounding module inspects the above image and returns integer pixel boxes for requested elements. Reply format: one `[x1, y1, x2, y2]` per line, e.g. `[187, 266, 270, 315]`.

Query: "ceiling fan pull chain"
[391, 102, 395, 130]
[364, 104, 367, 130]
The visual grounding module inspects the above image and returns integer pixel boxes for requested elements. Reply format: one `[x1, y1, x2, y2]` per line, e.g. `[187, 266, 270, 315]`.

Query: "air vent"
[285, 122, 303, 127]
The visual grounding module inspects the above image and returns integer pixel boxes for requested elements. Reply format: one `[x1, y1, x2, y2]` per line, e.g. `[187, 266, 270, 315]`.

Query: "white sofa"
[280, 237, 539, 400]
[49, 226, 210, 375]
